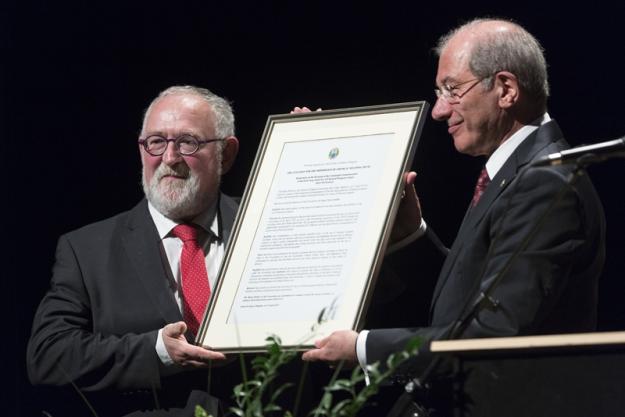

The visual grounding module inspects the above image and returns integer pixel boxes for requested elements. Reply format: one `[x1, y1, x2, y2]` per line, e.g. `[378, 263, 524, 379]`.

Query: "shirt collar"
[148, 198, 220, 240]
[485, 113, 551, 178]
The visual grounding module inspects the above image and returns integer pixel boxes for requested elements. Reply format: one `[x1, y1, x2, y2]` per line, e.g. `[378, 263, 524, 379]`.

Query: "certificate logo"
[328, 147, 339, 159]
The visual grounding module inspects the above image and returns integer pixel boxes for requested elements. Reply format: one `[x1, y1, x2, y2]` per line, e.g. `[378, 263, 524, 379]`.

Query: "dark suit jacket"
[27, 194, 239, 416]
[366, 120, 606, 376]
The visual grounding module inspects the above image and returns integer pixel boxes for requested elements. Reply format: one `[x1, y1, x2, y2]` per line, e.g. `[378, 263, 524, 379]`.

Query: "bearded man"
[27, 86, 240, 417]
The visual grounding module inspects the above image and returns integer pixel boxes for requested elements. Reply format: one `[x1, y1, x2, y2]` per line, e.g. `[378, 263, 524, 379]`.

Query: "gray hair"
[435, 18, 549, 108]
[142, 85, 235, 141]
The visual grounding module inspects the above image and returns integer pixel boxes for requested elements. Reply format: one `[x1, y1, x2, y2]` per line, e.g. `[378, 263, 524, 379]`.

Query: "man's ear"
[220, 136, 239, 174]
[495, 71, 519, 109]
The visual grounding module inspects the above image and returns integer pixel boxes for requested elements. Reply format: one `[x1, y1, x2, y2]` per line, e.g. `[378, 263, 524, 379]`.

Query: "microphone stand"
[386, 155, 597, 417]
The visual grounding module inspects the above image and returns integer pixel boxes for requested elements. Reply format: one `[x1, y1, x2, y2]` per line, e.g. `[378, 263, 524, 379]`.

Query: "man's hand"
[390, 171, 423, 243]
[301, 330, 359, 366]
[162, 321, 226, 368]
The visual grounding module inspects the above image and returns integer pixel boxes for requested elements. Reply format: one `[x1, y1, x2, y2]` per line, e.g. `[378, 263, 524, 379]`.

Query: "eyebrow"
[435, 76, 454, 88]
[143, 131, 202, 138]
[441, 76, 462, 86]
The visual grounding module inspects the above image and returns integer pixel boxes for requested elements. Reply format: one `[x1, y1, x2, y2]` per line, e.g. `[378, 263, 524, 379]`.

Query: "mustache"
[155, 164, 190, 180]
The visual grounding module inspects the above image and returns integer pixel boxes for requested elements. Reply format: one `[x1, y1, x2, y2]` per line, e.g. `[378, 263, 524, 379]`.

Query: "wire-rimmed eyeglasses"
[434, 77, 487, 104]
[138, 134, 223, 156]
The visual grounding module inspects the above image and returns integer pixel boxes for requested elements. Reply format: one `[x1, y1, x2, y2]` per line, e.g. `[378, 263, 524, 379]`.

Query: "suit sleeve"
[27, 234, 163, 391]
[366, 166, 602, 375]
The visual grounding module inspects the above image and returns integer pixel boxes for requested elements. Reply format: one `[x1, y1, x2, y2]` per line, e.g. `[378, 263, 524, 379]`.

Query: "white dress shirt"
[148, 201, 226, 365]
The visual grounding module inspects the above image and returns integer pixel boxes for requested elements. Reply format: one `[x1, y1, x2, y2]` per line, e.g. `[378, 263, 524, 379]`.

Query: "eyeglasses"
[138, 134, 223, 156]
[434, 77, 486, 104]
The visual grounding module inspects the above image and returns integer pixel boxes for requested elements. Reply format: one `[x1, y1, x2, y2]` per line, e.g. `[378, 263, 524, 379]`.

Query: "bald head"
[436, 18, 549, 111]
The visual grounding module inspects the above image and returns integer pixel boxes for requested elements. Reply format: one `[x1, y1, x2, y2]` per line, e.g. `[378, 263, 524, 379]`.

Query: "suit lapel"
[121, 200, 182, 324]
[218, 193, 239, 246]
[429, 120, 564, 316]
[208, 193, 239, 303]
[463, 120, 564, 231]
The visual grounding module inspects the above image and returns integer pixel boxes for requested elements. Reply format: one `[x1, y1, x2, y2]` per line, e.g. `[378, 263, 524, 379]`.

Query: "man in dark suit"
[302, 18, 606, 378]
[27, 85, 240, 416]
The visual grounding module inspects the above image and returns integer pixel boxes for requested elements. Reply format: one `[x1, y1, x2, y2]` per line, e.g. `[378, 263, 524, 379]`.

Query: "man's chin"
[159, 176, 187, 187]
[453, 136, 479, 156]
[152, 198, 199, 220]
[452, 136, 468, 154]
[156, 187, 186, 203]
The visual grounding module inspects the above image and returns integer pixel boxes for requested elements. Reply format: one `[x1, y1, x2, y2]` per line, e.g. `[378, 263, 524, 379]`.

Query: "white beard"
[142, 163, 207, 220]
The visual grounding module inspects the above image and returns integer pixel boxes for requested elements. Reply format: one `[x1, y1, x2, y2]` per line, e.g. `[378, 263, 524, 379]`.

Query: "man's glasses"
[434, 77, 487, 104]
[138, 134, 223, 156]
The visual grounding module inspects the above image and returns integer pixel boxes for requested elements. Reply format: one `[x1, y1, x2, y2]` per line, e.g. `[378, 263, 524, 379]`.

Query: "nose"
[161, 141, 183, 166]
[431, 96, 452, 121]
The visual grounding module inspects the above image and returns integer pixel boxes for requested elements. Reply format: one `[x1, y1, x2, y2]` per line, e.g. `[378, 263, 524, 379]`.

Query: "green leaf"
[385, 351, 395, 366]
[269, 382, 294, 402]
[263, 404, 282, 413]
[245, 380, 263, 388]
[349, 368, 366, 384]
[309, 406, 326, 416]
[265, 335, 282, 345]
[330, 399, 351, 414]
[404, 336, 422, 353]
[194, 405, 211, 417]
[320, 392, 333, 409]
[233, 384, 244, 396]
[325, 379, 352, 392]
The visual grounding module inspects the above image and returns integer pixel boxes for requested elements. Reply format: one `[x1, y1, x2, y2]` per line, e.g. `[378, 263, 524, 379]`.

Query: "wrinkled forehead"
[148, 94, 213, 119]
[436, 35, 474, 85]
[143, 94, 216, 136]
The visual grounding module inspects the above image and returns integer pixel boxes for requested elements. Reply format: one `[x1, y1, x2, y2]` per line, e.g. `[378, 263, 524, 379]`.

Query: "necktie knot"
[471, 167, 491, 207]
[172, 224, 199, 242]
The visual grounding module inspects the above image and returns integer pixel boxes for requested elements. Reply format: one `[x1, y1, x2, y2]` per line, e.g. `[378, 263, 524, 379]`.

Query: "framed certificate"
[197, 102, 429, 352]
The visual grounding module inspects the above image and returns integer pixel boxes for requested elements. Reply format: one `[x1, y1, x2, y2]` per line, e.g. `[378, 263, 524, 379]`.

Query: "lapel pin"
[500, 179, 506, 187]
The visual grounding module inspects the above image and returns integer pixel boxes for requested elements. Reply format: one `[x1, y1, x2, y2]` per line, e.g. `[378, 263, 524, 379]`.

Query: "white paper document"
[228, 133, 393, 324]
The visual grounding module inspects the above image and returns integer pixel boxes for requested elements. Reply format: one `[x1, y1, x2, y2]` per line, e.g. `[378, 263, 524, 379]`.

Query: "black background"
[4, 1, 625, 415]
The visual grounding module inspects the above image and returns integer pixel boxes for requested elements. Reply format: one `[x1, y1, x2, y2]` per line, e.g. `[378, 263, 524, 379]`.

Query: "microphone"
[532, 137, 625, 166]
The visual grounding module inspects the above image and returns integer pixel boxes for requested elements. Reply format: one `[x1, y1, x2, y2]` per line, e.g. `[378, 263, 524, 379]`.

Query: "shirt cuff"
[156, 328, 175, 366]
[356, 330, 370, 385]
[386, 218, 427, 255]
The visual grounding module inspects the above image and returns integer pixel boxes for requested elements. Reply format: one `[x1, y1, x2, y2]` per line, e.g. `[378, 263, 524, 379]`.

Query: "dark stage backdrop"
[4, 2, 625, 415]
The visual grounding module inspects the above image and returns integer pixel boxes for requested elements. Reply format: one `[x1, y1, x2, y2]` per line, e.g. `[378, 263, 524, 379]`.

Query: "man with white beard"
[27, 86, 240, 417]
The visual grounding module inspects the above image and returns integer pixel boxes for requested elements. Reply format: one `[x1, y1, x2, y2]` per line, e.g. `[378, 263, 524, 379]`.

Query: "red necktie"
[471, 167, 491, 207]
[172, 224, 211, 336]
